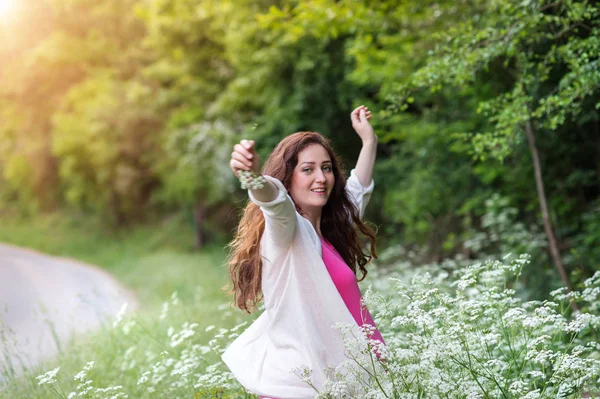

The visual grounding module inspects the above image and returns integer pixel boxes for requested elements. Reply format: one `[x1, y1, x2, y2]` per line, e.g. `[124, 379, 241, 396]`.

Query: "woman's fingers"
[232, 160, 250, 171]
[231, 139, 259, 178]
[351, 106, 362, 124]
[231, 150, 253, 168]
[351, 105, 372, 124]
[230, 159, 250, 176]
[234, 143, 253, 160]
[240, 139, 255, 155]
[359, 107, 367, 118]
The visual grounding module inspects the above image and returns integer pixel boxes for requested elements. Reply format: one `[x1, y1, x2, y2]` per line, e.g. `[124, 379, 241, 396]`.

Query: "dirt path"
[0, 243, 137, 381]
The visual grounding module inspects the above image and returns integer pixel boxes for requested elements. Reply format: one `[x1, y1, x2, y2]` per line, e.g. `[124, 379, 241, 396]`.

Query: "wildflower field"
[1, 214, 598, 399]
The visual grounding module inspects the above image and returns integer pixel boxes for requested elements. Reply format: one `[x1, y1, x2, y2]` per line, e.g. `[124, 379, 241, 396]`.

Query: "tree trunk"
[524, 119, 578, 312]
[193, 201, 207, 249]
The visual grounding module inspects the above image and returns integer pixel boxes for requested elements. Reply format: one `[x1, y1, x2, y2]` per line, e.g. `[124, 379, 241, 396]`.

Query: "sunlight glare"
[0, 0, 15, 18]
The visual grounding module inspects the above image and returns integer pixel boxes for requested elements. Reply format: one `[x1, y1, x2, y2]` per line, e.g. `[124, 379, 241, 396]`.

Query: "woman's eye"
[303, 168, 311, 173]
[323, 166, 332, 171]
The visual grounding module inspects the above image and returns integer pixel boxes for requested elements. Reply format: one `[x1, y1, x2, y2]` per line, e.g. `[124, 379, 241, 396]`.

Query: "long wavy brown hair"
[224, 132, 378, 314]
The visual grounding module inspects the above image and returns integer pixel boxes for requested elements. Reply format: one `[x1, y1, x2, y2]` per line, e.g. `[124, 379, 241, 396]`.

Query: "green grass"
[0, 211, 256, 398]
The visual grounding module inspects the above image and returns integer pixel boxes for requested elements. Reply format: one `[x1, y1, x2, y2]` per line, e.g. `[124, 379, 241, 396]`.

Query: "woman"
[222, 106, 385, 399]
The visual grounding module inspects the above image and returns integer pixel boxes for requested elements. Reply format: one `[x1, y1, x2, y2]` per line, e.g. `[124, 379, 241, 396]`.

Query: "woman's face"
[289, 143, 335, 212]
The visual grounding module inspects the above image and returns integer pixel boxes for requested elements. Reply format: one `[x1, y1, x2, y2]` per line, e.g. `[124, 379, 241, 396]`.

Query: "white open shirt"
[221, 169, 375, 399]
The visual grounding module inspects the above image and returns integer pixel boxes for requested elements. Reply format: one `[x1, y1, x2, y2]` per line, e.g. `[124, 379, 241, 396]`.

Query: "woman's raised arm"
[350, 105, 378, 187]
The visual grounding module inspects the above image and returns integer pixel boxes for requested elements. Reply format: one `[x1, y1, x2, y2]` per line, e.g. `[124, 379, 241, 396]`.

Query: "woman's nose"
[315, 170, 326, 182]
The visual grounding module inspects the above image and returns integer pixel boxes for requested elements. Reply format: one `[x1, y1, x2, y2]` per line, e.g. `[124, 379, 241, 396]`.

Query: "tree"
[391, 0, 600, 294]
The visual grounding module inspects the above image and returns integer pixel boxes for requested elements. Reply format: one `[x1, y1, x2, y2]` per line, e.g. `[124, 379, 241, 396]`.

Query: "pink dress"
[260, 237, 385, 399]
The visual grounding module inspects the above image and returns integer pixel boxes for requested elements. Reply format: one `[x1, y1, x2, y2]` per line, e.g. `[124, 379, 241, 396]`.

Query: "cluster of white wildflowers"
[36, 366, 60, 386]
[29, 251, 600, 399]
[36, 361, 128, 399]
[316, 253, 600, 398]
[133, 296, 251, 396]
[238, 170, 266, 190]
[32, 292, 254, 399]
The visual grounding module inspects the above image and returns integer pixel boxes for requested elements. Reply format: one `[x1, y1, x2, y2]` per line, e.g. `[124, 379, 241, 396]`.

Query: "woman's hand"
[230, 139, 261, 177]
[350, 105, 376, 144]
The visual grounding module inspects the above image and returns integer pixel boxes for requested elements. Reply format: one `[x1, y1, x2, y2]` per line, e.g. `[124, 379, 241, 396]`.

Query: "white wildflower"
[481, 332, 501, 346]
[36, 367, 60, 386]
[170, 322, 198, 347]
[528, 370, 546, 379]
[526, 348, 558, 364]
[509, 380, 527, 395]
[122, 319, 136, 335]
[112, 303, 128, 328]
[550, 287, 567, 298]
[528, 335, 551, 348]
[564, 313, 593, 334]
[522, 315, 543, 329]
[502, 307, 525, 326]
[137, 371, 151, 385]
[456, 277, 476, 290]
[159, 302, 169, 320]
[522, 389, 541, 399]
[73, 370, 86, 382]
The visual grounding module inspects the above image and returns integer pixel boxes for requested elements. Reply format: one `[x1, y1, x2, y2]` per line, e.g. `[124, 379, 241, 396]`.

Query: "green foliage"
[155, 120, 238, 207]
[0, 0, 598, 292]
[0, 0, 152, 217]
[374, 114, 477, 251]
[382, 0, 600, 283]
[568, 200, 600, 278]
[137, 0, 234, 118]
[391, 0, 600, 161]
[52, 73, 163, 222]
[137, 0, 248, 215]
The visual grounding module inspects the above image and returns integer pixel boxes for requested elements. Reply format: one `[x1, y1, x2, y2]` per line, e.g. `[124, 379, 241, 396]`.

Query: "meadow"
[0, 212, 257, 398]
[1, 213, 598, 399]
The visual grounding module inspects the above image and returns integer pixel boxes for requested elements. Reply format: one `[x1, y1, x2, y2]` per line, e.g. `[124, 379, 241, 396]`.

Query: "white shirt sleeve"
[345, 168, 375, 220]
[248, 175, 297, 248]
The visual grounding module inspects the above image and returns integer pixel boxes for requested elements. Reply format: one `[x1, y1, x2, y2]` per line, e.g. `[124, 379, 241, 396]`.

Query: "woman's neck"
[302, 208, 322, 237]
